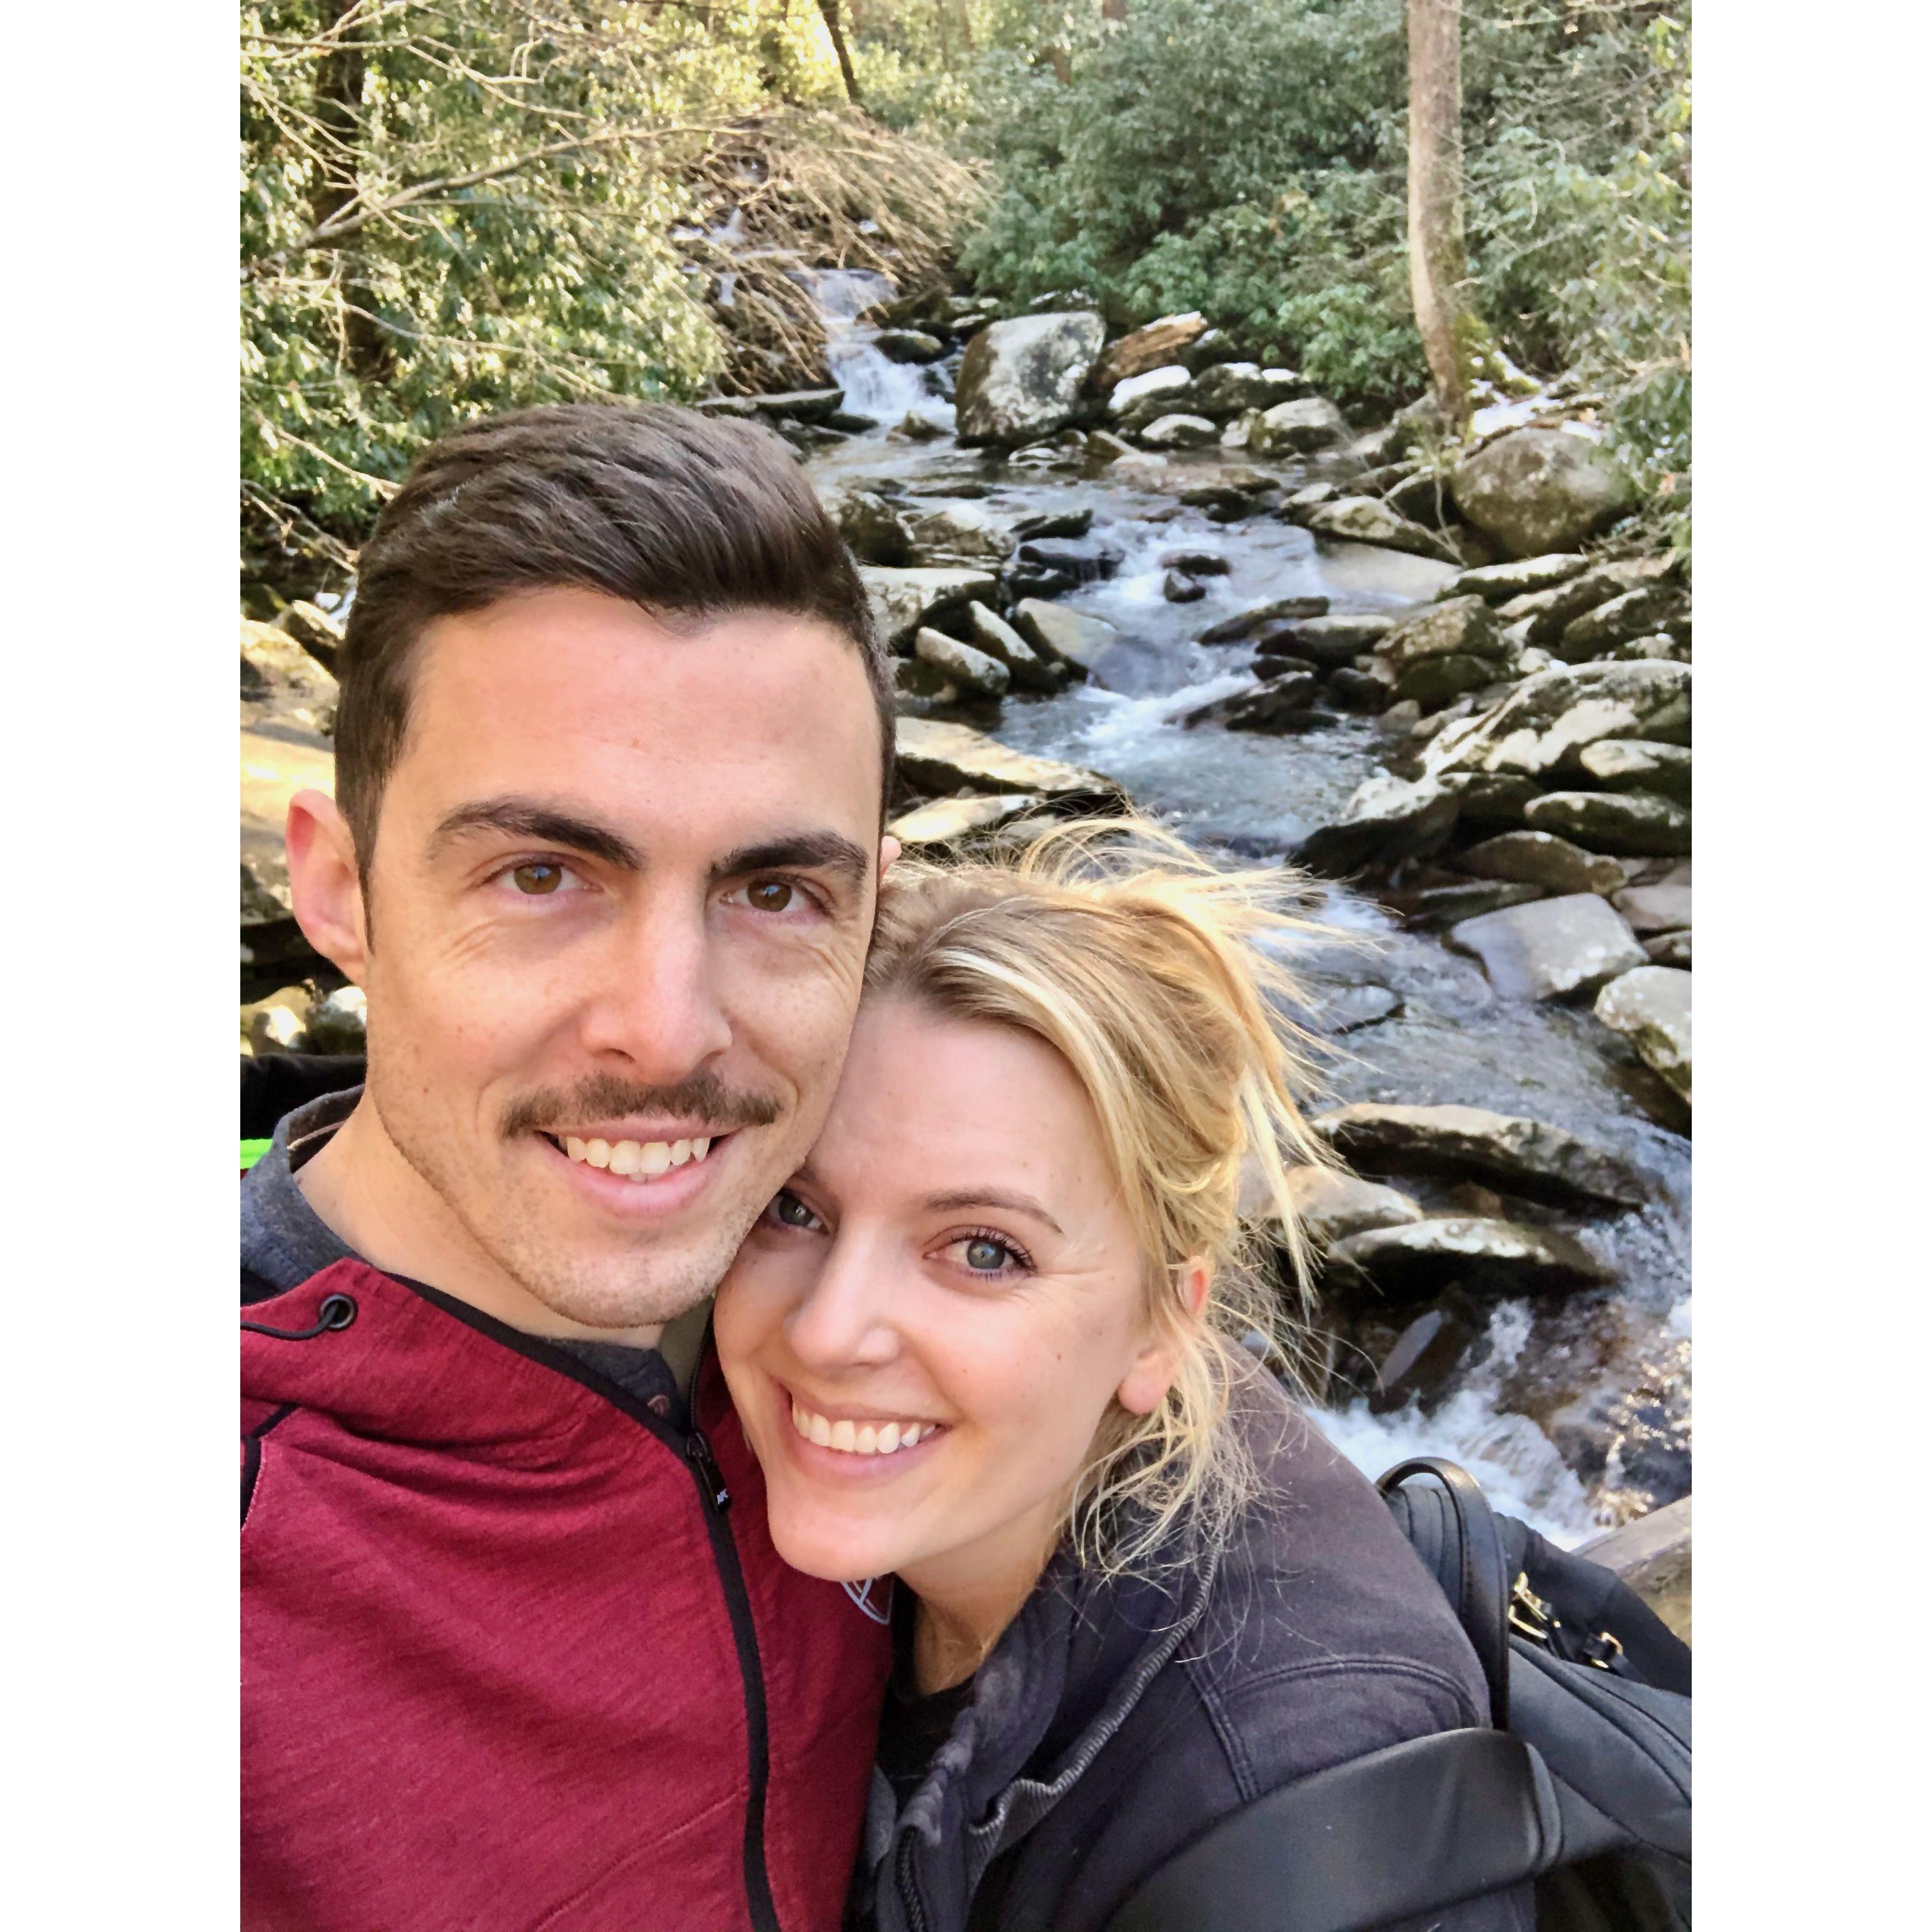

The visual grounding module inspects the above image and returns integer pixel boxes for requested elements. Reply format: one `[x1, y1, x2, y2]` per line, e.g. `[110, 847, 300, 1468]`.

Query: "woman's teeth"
[791, 1400, 937, 1457]
[562, 1134, 712, 1180]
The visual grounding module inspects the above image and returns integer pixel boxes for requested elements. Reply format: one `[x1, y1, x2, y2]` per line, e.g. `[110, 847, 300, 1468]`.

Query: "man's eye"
[506, 861, 579, 897]
[743, 879, 796, 913]
[766, 1188, 822, 1231]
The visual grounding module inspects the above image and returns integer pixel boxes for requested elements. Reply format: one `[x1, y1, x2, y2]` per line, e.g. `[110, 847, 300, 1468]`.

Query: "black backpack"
[1107, 1457, 1690, 1932]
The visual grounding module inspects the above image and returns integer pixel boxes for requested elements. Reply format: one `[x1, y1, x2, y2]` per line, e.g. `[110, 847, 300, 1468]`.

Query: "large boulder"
[1092, 314, 1208, 394]
[1380, 596, 1508, 671]
[1328, 1217, 1614, 1300]
[1450, 427, 1636, 557]
[1595, 966, 1692, 1103]
[1523, 790, 1692, 858]
[1458, 831, 1627, 897]
[1447, 892, 1648, 1002]
[1576, 739, 1692, 803]
[1251, 396, 1350, 455]
[1257, 613, 1395, 666]
[1310, 1102, 1645, 1208]
[1304, 497, 1459, 564]
[893, 717, 1122, 809]
[1440, 554, 1590, 604]
[860, 566, 1000, 649]
[1284, 1167, 1425, 1246]
[1296, 773, 1460, 875]
[913, 628, 1009, 699]
[1011, 599, 1118, 675]
[955, 312, 1107, 446]
[1421, 662, 1692, 781]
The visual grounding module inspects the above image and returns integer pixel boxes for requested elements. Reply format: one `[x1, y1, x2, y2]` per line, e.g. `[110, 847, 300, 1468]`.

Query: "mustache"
[501, 1069, 782, 1141]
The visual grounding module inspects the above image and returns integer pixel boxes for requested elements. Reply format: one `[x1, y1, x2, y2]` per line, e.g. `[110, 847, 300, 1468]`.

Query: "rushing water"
[801, 326, 1690, 1546]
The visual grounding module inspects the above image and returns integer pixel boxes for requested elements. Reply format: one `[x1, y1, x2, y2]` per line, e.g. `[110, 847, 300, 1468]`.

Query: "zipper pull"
[687, 1429, 731, 1513]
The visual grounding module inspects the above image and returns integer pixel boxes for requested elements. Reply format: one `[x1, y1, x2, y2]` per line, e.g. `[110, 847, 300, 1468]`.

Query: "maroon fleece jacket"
[242, 1260, 890, 1930]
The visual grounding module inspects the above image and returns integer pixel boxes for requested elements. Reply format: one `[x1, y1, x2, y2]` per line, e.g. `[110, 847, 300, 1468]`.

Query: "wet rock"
[1093, 313, 1208, 392]
[1328, 664, 1398, 711]
[1251, 396, 1351, 455]
[1311, 1102, 1645, 1209]
[875, 328, 944, 364]
[1139, 412, 1218, 450]
[888, 791, 1045, 848]
[1611, 884, 1692, 936]
[893, 717, 1123, 808]
[281, 601, 345, 673]
[1448, 892, 1647, 1001]
[860, 566, 1000, 649]
[1286, 1167, 1425, 1246]
[1005, 564, 1079, 600]
[1499, 558, 1669, 646]
[1017, 537, 1124, 584]
[1162, 571, 1207, 602]
[955, 312, 1107, 445]
[838, 490, 917, 566]
[1083, 429, 1139, 465]
[1644, 931, 1692, 967]
[1011, 599, 1120, 676]
[1161, 551, 1231, 576]
[892, 658, 962, 716]
[1182, 670, 1324, 732]
[1440, 555, 1590, 604]
[1305, 497, 1459, 564]
[1296, 774, 1460, 875]
[1450, 427, 1636, 557]
[1109, 364, 1196, 427]
[914, 628, 1010, 698]
[1262, 613, 1396, 666]
[307, 985, 368, 1054]
[965, 602, 1060, 693]
[1011, 507, 1094, 542]
[1190, 362, 1308, 416]
[1436, 772, 1542, 831]
[1555, 583, 1690, 662]
[1198, 597, 1332, 644]
[1523, 790, 1692, 858]
[1595, 966, 1692, 1102]
[1385, 469, 1458, 527]
[902, 499, 1020, 566]
[1457, 831, 1624, 896]
[1400, 880, 1547, 925]
[1394, 653, 1498, 710]
[891, 409, 951, 442]
[1421, 663, 1692, 781]
[1370, 1300, 1482, 1414]
[1330, 1218, 1614, 1299]
[697, 387, 846, 425]
[1280, 481, 1340, 521]
[1380, 597, 1507, 671]
[1576, 739, 1692, 803]
[1322, 984, 1405, 1032]
[1252, 652, 1322, 683]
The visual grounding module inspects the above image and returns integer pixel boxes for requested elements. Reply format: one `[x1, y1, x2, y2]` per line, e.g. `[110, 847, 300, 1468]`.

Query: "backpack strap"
[1377, 1457, 1513, 1730]
[1103, 1729, 1560, 1932]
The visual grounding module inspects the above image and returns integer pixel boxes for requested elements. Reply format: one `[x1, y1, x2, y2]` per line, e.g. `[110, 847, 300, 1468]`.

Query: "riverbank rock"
[1555, 582, 1690, 663]
[1611, 885, 1692, 936]
[1498, 557, 1668, 646]
[1012, 599, 1117, 675]
[1369, 1301, 1482, 1413]
[1312, 1102, 1645, 1208]
[1199, 597, 1333, 644]
[1380, 597, 1507, 671]
[1399, 880, 1547, 925]
[1458, 831, 1627, 897]
[1450, 427, 1635, 557]
[1421, 663, 1692, 781]
[875, 328, 944, 364]
[1322, 984, 1405, 1032]
[1296, 773, 1460, 874]
[1328, 1217, 1614, 1299]
[1576, 739, 1692, 803]
[913, 628, 1010, 698]
[965, 602, 1059, 693]
[955, 312, 1107, 446]
[838, 490, 917, 565]
[243, 618, 338, 733]
[892, 718, 1122, 810]
[697, 387, 845, 426]
[1093, 313, 1208, 392]
[1263, 613, 1396, 666]
[1305, 497, 1458, 564]
[1251, 396, 1350, 455]
[902, 499, 1020, 565]
[1440, 555, 1590, 604]
[1191, 362, 1307, 417]
[1182, 670, 1323, 732]
[1109, 365, 1195, 429]
[1139, 412, 1218, 450]
[860, 566, 1000, 649]
[888, 791, 1045, 848]
[1448, 893, 1648, 1002]
[1595, 966, 1692, 1103]
[1286, 1168, 1425, 1246]
[1645, 931, 1692, 968]
[1523, 791, 1692, 858]
[281, 601, 345, 673]
[1393, 654, 1498, 709]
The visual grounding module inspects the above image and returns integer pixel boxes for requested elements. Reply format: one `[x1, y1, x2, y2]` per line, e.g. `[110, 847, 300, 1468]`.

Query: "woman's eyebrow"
[921, 1189, 1065, 1237]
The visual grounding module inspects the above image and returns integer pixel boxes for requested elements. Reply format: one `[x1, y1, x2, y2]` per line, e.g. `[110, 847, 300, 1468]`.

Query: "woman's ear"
[1115, 1258, 1213, 1415]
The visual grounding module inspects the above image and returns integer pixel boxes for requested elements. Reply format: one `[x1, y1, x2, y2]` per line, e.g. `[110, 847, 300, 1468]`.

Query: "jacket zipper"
[896, 1833, 931, 1932]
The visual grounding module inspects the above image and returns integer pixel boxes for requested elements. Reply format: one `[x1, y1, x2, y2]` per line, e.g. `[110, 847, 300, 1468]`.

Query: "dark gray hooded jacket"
[857, 1379, 1535, 1932]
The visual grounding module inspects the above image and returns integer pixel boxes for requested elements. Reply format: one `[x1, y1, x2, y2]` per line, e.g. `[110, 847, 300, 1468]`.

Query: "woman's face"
[714, 997, 1185, 1600]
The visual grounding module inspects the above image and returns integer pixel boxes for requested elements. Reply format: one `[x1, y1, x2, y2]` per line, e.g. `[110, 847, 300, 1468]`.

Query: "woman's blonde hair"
[863, 813, 1336, 1578]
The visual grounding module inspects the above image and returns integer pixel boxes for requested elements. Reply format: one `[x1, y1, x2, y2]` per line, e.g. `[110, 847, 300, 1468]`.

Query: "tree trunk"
[1406, 0, 1469, 432]
[310, 1, 387, 384]
[817, 1, 863, 104]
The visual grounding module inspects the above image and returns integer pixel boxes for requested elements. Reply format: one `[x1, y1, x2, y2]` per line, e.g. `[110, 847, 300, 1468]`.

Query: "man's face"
[348, 587, 887, 1332]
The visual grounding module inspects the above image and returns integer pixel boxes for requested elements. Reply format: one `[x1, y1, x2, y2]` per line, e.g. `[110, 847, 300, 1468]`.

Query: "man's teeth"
[791, 1400, 937, 1456]
[561, 1134, 713, 1180]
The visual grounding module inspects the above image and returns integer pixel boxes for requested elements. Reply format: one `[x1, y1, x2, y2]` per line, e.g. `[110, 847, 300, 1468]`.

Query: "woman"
[714, 818, 1529, 1932]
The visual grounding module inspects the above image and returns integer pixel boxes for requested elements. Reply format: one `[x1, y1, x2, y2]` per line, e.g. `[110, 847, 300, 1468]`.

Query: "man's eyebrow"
[427, 798, 644, 871]
[922, 1189, 1067, 1238]
[710, 831, 872, 890]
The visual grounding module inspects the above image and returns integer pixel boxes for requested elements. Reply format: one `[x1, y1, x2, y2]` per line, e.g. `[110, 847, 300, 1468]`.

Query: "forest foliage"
[240, 1, 1690, 582]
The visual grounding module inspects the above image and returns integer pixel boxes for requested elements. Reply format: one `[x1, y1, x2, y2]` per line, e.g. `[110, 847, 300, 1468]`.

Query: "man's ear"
[286, 789, 370, 984]
[878, 832, 902, 883]
[1116, 1259, 1213, 1416]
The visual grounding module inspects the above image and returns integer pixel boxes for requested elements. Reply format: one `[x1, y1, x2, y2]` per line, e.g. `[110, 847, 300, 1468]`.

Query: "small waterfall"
[791, 266, 955, 431]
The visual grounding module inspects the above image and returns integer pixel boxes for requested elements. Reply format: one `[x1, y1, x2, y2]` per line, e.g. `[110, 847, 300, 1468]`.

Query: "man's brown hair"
[334, 402, 893, 870]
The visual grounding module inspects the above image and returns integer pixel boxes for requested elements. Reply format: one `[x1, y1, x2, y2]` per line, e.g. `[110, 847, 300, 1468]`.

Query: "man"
[243, 404, 899, 1929]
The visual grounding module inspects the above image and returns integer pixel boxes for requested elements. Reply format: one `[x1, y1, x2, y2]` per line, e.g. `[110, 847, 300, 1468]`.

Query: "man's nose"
[577, 892, 732, 1084]
[785, 1229, 902, 1375]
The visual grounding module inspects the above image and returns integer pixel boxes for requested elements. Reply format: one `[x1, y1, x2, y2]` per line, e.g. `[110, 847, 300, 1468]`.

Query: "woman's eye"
[506, 861, 579, 897]
[948, 1234, 1029, 1276]
[767, 1189, 822, 1232]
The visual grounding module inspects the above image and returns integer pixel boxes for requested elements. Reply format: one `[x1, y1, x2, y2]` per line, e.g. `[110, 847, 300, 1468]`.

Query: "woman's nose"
[784, 1230, 903, 1374]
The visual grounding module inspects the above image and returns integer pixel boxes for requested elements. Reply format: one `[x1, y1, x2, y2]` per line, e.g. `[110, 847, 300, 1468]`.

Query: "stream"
[796, 278, 1691, 1546]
